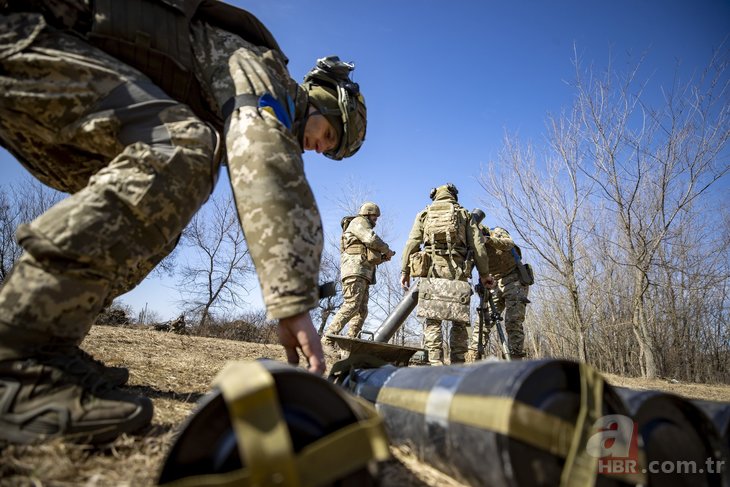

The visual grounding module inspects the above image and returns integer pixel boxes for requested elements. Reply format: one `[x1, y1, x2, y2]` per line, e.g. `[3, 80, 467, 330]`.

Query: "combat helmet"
[302, 56, 367, 160]
[359, 202, 381, 217]
[429, 183, 459, 201]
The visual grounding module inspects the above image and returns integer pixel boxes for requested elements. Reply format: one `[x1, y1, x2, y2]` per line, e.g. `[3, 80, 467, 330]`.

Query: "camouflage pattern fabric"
[424, 319, 469, 365]
[470, 269, 530, 357]
[0, 11, 322, 355]
[340, 215, 391, 283]
[326, 276, 370, 339]
[479, 226, 517, 279]
[401, 192, 489, 281]
[401, 190, 489, 367]
[416, 277, 472, 323]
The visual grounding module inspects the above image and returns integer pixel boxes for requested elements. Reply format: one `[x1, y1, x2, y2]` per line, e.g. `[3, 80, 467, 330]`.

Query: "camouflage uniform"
[470, 226, 530, 358]
[326, 215, 392, 341]
[0, 2, 331, 443]
[0, 7, 321, 357]
[401, 187, 489, 365]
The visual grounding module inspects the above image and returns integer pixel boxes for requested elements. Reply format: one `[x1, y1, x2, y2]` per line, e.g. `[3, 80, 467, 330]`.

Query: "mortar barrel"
[615, 388, 728, 487]
[373, 283, 419, 343]
[342, 359, 639, 487]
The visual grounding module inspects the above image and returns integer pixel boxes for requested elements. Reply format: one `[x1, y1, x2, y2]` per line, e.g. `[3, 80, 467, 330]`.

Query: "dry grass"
[1, 325, 727, 486]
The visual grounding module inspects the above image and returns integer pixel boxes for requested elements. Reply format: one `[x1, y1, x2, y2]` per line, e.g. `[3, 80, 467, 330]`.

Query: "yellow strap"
[296, 396, 390, 486]
[377, 388, 575, 457]
[161, 363, 390, 487]
[559, 363, 603, 487]
[215, 362, 300, 487]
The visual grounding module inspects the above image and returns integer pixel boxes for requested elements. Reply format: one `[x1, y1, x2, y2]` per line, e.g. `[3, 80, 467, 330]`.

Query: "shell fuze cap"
[303, 56, 367, 161]
[471, 208, 486, 224]
[359, 202, 381, 217]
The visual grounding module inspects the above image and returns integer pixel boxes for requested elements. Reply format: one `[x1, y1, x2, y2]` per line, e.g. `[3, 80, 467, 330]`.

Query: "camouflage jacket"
[3, 1, 322, 320]
[401, 193, 489, 281]
[340, 215, 391, 283]
[479, 226, 517, 280]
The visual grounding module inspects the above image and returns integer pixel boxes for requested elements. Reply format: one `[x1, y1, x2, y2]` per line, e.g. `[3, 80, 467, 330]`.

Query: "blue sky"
[1, 0, 728, 320]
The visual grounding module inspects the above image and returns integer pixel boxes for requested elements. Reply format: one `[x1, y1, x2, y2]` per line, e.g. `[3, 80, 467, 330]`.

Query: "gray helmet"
[302, 56, 367, 161]
[359, 202, 381, 217]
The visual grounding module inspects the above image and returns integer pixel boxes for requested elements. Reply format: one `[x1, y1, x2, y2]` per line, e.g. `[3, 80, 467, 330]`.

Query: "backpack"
[422, 201, 468, 278]
[423, 201, 463, 248]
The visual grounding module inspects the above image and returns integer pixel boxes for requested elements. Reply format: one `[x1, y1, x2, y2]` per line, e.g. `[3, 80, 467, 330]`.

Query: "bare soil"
[1, 325, 728, 486]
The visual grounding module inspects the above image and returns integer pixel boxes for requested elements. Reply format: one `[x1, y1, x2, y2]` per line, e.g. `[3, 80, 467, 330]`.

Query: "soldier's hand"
[482, 274, 496, 289]
[278, 312, 325, 375]
[385, 250, 396, 261]
[401, 273, 410, 290]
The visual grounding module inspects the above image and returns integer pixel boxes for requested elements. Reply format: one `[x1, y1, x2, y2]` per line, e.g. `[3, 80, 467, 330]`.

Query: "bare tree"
[177, 194, 253, 327]
[479, 120, 596, 362]
[480, 46, 729, 381]
[573, 47, 729, 377]
[0, 177, 63, 284]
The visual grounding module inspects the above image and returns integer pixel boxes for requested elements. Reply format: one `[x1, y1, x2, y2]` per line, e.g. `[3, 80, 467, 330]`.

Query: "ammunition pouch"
[366, 248, 383, 265]
[408, 251, 431, 278]
[517, 262, 534, 286]
[417, 277, 472, 323]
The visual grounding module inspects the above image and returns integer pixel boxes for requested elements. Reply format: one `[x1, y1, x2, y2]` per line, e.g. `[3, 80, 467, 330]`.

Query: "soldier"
[469, 209, 532, 359]
[401, 184, 492, 365]
[0, 1, 366, 444]
[325, 202, 395, 345]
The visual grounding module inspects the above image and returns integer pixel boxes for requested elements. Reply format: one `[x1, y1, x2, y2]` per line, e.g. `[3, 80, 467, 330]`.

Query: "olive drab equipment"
[416, 193, 473, 323]
[302, 56, 367, 161]
[158, 360, 389, 487]
[422, 199, 467, 278]
[340, 216, 363, 256]
[84, 0, 287, 133]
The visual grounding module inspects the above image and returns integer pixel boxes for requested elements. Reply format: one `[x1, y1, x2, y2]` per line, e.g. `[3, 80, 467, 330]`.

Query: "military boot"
[0, 322, 129, 387]
[71, 347, 130, 387]
[0, 352, 153, 444]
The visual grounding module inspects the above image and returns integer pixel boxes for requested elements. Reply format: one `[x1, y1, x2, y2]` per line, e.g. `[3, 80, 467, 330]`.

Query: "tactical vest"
[423, 201, 466, 252]
[340, 216, 365, 256]
[13, 0, 286, 132]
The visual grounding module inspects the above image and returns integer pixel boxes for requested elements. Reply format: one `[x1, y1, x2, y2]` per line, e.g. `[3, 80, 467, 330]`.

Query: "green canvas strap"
[559, 363, 603, 487]
[217, 361, 301, 487]
[376, 363, 606, 487]
[296, 394, 390, 486]
[160, 361, 389, 487]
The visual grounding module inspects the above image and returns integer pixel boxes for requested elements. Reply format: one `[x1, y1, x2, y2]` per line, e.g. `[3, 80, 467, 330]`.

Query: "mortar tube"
[372, 282, 419, 343]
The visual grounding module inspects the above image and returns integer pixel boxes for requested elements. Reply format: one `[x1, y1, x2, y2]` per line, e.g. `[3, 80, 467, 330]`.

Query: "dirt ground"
[1, 325, 728, 486]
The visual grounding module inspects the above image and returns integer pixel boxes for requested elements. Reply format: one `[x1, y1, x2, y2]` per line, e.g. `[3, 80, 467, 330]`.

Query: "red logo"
[587, 415, 641, 475]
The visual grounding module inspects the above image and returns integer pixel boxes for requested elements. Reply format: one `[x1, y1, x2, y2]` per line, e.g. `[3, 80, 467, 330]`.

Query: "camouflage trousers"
[326, 276, 370, 341]
[470, 270, 530, 357]
[0, 14, 218, 357]
[424, 319, 469, 365]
